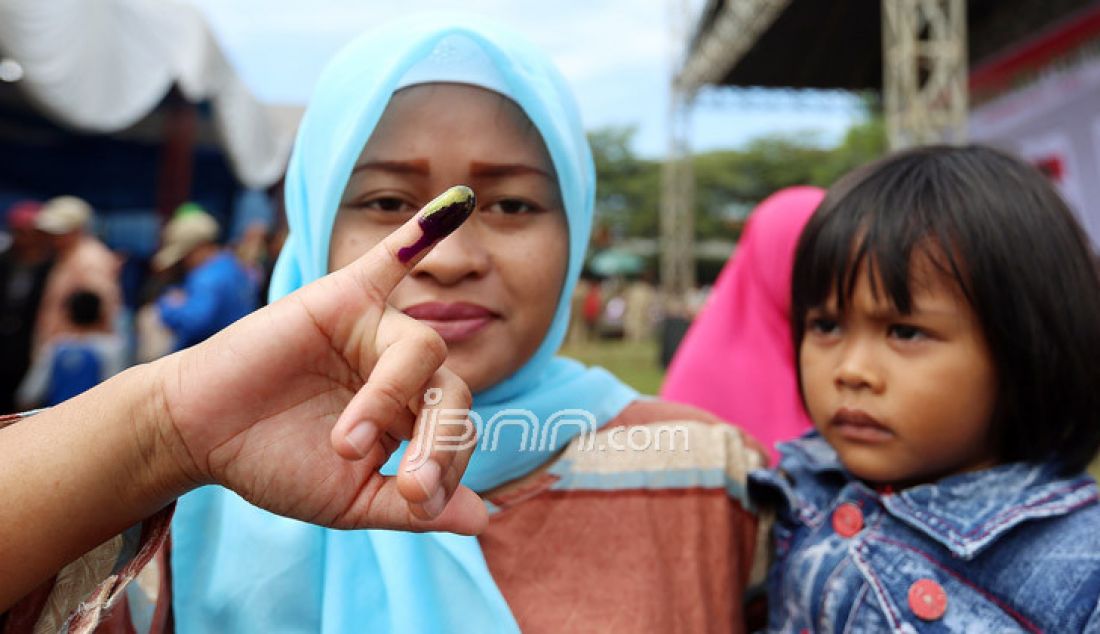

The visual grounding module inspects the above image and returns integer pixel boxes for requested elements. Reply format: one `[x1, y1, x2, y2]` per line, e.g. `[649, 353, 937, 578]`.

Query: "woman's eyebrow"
[351, 159, 430, 175]
[469, 161, 550, 178]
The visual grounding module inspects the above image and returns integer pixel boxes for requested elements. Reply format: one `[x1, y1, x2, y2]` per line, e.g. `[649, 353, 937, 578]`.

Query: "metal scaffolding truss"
[663, 0, 971, 302]
[882, 0, 969, 148]
[663, 0, 791, 303]
[676, 0, 792, 95]
[660, 92, 695, 304]
[693, 86, 863, 113]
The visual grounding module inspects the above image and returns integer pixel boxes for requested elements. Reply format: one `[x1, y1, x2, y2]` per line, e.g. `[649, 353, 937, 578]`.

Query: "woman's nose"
[410, 217, 491, 285]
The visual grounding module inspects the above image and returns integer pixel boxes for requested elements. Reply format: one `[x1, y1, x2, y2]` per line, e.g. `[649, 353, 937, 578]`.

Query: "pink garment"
[660, 186, 825, 463]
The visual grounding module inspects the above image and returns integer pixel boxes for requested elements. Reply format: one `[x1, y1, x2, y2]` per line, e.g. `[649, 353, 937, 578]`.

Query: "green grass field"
[559, 337, 666, 395]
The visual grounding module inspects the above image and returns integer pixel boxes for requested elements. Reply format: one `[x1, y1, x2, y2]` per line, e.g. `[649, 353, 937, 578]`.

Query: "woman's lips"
[829, 408, 894, 443]
[402, 302, 497, 342]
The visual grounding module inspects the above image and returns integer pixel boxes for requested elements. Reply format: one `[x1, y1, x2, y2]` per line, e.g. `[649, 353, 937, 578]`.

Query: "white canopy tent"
[0, 0, 293, 189]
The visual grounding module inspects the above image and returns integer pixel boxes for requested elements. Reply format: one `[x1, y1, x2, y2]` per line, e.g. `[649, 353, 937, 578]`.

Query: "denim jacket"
[748, 433, 1100, 633]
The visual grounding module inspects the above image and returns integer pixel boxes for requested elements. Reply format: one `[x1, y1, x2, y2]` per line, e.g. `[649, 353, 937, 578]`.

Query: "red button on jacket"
[832, 502, 863, 537]
[908, 578, 948, 620]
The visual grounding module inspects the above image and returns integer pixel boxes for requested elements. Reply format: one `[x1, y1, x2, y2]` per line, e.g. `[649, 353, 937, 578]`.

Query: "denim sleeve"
[1086, 598, 1100, 633]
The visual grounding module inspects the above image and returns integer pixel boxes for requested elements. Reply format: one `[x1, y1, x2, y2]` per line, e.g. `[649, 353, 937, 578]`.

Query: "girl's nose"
[410, 217, 491, 285]
[834, 340, 884, 393]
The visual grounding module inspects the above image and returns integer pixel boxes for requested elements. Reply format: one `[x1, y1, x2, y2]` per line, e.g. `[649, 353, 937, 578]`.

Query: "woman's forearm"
[0, 198, 492, 611]
[0, 359, 191, 611]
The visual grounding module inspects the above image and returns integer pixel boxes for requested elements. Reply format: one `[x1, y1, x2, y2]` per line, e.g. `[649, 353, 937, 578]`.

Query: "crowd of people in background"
[567, 269, 712, 373]
[0, 196, 270, 412]
[2, 190, 707, 415]
[567, 272, 703, 344]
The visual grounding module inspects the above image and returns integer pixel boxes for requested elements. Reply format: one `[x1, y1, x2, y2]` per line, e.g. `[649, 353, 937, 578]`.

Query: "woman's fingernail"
[409, 458, 442, 498]
[397, 185, 476, 263]
[421, 486, 447, 519]
[345, 422, 379, 458]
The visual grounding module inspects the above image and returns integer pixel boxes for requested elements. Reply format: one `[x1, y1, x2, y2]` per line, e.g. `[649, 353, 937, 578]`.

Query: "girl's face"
[329, 84, 569, 393]
[799, 250, 999, 486]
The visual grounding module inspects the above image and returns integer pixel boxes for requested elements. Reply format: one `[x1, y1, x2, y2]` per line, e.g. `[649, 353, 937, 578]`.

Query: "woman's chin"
[443, 357, 504, 396]
[437, 319, 547, 396]
[443, 346, 529, 396]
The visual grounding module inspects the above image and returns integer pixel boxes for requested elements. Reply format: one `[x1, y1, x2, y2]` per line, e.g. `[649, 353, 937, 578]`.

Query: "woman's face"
[329, 83, 569, 393]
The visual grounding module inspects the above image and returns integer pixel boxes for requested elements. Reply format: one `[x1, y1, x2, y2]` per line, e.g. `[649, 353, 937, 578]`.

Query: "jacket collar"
[772, 433, 1099, 559]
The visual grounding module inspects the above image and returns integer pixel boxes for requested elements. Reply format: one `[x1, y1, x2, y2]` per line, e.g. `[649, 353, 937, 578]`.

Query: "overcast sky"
[182, 0, 864, 158]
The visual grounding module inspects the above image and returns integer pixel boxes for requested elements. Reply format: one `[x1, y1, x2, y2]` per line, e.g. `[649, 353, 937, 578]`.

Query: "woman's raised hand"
[153, 186, 487, 535]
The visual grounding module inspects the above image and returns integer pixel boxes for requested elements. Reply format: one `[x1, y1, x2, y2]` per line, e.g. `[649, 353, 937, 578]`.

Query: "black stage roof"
[687, 0, 1100, 91]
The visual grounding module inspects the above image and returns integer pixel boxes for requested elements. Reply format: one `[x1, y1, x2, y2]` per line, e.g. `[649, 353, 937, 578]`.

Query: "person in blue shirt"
[16, 290, 126, 408]
[749, 145, 1100, 632]
[154, 208, 258, 350]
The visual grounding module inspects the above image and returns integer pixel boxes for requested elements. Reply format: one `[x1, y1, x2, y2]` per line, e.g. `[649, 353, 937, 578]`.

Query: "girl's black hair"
[791, 144, 1100, 474]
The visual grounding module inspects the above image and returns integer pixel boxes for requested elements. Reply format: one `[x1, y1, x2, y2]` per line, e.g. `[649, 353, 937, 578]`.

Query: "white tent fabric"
[0, 0, 292, 188]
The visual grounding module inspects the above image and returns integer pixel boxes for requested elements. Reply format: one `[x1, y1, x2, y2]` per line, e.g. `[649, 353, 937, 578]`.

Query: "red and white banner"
[970, 53, 1100, 252]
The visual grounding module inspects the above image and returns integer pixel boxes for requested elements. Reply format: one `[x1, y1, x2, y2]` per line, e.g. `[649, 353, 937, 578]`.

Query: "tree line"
[589, 105, 886, 243]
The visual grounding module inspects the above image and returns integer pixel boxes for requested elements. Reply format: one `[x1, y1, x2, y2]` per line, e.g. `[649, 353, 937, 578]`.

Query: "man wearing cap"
[154, 207, 258, 350]
[32, 196, 122, 352]
[0, 201, 54, 411]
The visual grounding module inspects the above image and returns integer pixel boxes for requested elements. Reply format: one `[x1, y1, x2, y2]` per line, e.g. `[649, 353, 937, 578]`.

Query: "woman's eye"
[358, 197, 415, 214]
[808, 317, 840, 335]
[888, 324, 925, 341]
[486, 199, 538, 215]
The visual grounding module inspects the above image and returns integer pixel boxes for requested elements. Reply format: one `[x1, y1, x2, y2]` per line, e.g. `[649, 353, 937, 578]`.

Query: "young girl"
[750, 145, 1100, 632]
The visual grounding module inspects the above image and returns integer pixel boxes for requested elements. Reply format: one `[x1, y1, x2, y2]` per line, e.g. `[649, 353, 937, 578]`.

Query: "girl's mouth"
[829, 408, 894, 443]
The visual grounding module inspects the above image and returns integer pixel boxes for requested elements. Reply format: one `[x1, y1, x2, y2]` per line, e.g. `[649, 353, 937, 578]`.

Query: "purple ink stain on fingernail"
[397, 186, 477, 263]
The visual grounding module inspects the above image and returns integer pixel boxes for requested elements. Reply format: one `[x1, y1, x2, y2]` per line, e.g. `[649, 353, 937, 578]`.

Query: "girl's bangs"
[795, 159, 973, 317]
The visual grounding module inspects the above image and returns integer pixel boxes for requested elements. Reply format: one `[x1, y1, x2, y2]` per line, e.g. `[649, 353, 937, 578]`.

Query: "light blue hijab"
[172, 15, 638, 633]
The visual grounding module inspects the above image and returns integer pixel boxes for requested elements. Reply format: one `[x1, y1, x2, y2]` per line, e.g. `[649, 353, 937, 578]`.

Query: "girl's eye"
[888, 324, 926, 341]
[808, 317, 840, 336]
[486, 199, 538, 215]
